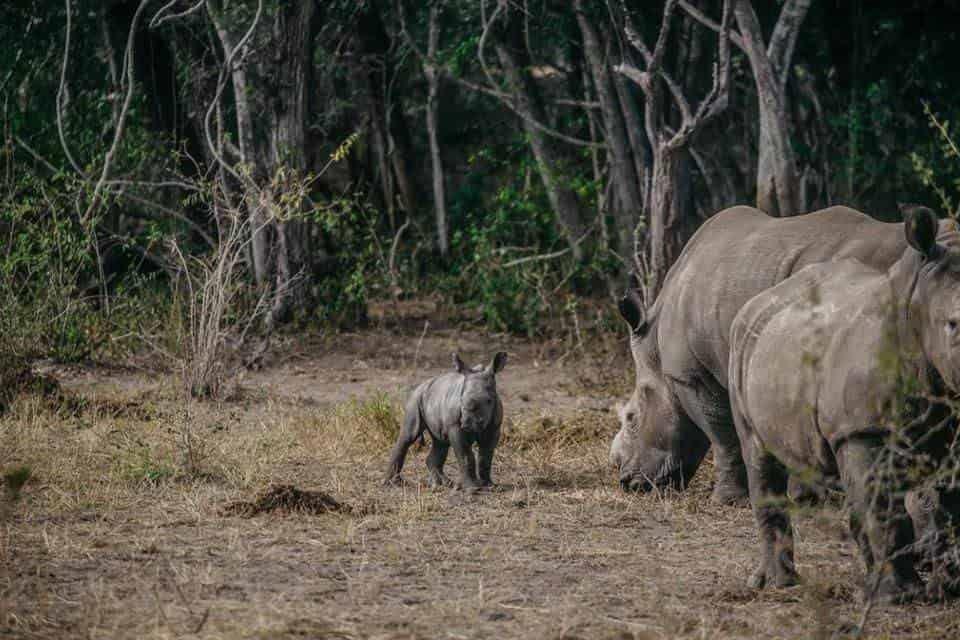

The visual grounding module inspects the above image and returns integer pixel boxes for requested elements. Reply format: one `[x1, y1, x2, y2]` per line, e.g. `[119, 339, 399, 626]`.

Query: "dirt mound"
[221, 485, 350, 517]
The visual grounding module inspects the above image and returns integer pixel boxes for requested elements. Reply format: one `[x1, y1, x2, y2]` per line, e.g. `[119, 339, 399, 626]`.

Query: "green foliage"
[0, 173, 100, 362]
[911, 103, 960, 218]
[407, 141, 609, 336]
[309, 198, 378, 328]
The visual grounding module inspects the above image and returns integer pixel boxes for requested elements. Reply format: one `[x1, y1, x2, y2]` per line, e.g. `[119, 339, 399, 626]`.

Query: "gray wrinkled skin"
[384, 352, 507, 490]
[728, 206, 960, 602]
[612, 204, 954, 504]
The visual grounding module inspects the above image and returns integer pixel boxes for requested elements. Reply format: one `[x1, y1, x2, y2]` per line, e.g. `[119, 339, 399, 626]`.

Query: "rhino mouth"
[618, 457, 687, 493]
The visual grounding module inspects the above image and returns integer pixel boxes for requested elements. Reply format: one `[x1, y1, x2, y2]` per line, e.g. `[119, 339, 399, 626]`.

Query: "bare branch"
[677, 0, 746, 51]
[56, 0, 85, 176]
[202, 0, 264, 188]
[472, 0, 600, 148]
[149, 0, 206, 29]
[13, 136, 59, 174]
[502, 226, 594, 268]
[649, 0, 679, 76]
[767, 0, 813, 90]
[665, 0, 732, 151]
[80, 0, 152, 225]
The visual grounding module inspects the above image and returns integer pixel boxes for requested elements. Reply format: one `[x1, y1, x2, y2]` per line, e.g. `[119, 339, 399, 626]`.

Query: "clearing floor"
[2, 323, 959, 639]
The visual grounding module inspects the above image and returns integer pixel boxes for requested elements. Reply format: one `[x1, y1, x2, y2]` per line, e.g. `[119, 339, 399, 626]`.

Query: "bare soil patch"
[2, 323, 959, 639]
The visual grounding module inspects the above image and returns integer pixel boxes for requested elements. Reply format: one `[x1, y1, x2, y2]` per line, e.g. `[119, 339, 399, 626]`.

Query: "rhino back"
[656, 205, 906, 390]
[730, 259, 892, 472]
[417, 373, 465, 435]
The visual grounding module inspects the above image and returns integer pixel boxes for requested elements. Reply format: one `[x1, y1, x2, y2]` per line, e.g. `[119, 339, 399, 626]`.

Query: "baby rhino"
[384, 352, 507, 490]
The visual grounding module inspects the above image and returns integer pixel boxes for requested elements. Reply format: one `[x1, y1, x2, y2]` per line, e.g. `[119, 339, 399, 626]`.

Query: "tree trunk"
[265, 1, 315, 324]
[614, 76, 652, 213]
[575, 3, 642, 262]
[208, 2, 270, 285]
[425, 4, 448, 256]
[734, 0, 810, 216]
[354, 4, 419, 230]
[648, 147, 691, 293]
[494, 28, 586, 259]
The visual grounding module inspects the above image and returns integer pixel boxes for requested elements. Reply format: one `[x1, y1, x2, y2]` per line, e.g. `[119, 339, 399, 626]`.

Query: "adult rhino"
[610, 204, 954, 503]
[728, 205, 958, 600]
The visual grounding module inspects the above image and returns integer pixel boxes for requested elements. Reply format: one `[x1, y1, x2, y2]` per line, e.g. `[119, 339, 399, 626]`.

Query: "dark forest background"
[4, 0, 960, 391]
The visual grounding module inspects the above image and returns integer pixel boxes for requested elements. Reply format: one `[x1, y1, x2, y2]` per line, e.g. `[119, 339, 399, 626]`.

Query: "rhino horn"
[900, 203, 942, 259]
[619, 271, 648, 336]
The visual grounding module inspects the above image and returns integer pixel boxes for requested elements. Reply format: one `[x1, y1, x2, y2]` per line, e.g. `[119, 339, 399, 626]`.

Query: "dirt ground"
[2, 319, 960, 639]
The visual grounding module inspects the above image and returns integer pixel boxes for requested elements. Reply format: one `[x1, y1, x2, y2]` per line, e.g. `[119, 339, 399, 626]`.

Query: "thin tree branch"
[56, 0, 85, 176]
[13, 136, 59, 174]
[202, 0, 264, 188]
[472, 0, 600, 148]
[767, 0, 812, 90]
[676, 0, 745, 51]
[149, 0, 207, 29]
[80, 0, 152, 225]
[502, 226, 594, 268]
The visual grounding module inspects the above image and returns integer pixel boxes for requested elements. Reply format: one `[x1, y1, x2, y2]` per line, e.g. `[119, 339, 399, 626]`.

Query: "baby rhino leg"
[477, 423, 501, 488]
[426, 438, 452, 488]
[384, 404, 423, 486]
[450, 430, 481, 491]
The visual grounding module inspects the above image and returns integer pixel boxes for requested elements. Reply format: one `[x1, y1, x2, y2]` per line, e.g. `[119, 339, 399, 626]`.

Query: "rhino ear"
[618, 272, 648, 336]
[487, 351, 508, 374]
[901, 203, 942, 259]
[452, 352, 468, 374]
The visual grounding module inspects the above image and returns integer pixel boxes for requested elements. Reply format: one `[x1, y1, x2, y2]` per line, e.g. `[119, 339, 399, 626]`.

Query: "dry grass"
[2, 333, 960, 639]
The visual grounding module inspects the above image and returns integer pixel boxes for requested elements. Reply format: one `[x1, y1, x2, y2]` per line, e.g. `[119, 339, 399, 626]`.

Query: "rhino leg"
[673, 382, 748, 505]
[477, 422, 501, 488]
[384, 403, 423, 486]
[450, 430, 482, 491]
[906, 486, 960, 600]
[787, 476, 826, 505]
[426, 438, 452, 488]
[743, 440, 799, 590]
[838, 438, 921, 603]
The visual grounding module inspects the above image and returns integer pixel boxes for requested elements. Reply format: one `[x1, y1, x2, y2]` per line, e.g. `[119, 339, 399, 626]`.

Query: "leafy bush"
[0, 173, 100, 363]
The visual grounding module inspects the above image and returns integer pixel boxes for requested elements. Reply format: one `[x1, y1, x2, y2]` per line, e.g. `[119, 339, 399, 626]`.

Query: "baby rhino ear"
[452, 352, 468, 374]
[487, 351, 508, 374]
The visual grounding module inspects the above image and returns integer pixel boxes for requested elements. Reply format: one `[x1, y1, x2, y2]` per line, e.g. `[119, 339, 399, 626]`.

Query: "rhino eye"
[948, 320, 959, 336]
[625, 412, 636, 423]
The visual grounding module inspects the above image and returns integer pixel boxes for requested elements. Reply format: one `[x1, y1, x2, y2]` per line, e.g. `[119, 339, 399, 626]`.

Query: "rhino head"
[453, 351, 507, 432]
[901, 204, 960, 391]
[610, 279, 710, 492]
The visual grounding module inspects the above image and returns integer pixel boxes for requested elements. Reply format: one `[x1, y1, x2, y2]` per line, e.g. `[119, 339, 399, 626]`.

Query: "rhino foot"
[710, 482, 749, 506]
[748, 553, 799, 590]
